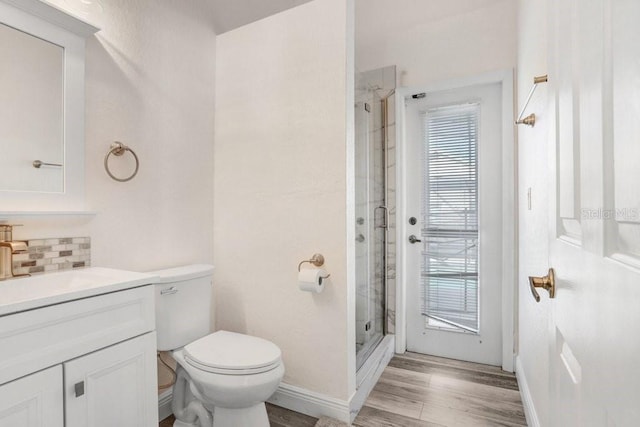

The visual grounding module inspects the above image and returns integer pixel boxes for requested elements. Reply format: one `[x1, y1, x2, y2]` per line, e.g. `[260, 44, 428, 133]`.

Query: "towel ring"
[104, 142, 139, 182]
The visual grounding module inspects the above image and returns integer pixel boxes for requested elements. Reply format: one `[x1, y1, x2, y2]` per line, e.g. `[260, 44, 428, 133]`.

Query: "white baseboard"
[158, 389, 173, 422]
[515, 355, 540, 427]
[268, 383, 350, 423]
[160, 376, 352, 423]
[350, 335, 395, 421]
[269, 336, 394, 424]
[162, 336, 395, 426]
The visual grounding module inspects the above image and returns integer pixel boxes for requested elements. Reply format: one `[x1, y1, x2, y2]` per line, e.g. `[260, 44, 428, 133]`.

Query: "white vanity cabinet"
[0, 366, 63, 427]
[0, 334, 157, 427]
[64, 333, 157, 427]
[0, 271, 159, 427]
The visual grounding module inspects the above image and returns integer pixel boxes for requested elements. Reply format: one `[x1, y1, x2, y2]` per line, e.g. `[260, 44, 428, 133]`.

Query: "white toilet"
[152, 264, 284, 427]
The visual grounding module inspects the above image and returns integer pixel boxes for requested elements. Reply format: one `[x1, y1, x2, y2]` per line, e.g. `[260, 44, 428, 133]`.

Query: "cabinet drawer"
[0, 286, 154, 385]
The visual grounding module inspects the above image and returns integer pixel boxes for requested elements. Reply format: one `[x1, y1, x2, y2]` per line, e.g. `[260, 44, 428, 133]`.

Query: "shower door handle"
[375, 206, 388, 229]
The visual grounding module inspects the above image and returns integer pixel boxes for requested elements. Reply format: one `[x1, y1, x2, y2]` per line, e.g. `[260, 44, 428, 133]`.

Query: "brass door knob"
[528, 268, 556, 302]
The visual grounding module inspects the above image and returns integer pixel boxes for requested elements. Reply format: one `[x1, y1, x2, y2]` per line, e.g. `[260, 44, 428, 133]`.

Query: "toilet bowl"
[151, 265, 284, 427]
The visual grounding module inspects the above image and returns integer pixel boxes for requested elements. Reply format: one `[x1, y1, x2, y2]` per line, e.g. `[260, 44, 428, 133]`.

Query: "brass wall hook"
[528, 268, 555, 302]
[516, 74, 548, 127]
[517, 113, 536, 127]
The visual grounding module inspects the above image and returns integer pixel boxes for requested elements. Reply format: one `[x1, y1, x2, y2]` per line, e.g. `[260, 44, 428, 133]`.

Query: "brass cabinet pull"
[528, 268, 556, 302]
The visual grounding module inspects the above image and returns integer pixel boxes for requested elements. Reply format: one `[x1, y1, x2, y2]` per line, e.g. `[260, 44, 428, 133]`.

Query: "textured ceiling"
[211, 0, 313, 34]
[355, 0, 509, 42]
[211, 0, 509, 36]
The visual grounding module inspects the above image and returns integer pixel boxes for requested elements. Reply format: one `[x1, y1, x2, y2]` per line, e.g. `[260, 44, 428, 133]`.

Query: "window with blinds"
[421, 103, 479, 333]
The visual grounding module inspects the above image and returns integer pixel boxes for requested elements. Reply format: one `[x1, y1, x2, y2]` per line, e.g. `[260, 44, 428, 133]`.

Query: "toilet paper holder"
[298, 253, 331, 279]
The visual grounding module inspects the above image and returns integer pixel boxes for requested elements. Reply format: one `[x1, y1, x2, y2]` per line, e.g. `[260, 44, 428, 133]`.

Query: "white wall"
[516, 0, 550, 424]
[355, 0, 517, 87]
[214, 0, 353, 401]
[12, 0, 216, 272]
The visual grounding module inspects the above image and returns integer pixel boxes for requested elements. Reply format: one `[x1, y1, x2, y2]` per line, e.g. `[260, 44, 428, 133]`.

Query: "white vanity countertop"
[0, 267, 158, 316]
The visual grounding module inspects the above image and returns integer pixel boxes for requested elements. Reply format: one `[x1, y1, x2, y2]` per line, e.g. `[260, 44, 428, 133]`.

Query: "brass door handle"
[528, 268, 555, 302]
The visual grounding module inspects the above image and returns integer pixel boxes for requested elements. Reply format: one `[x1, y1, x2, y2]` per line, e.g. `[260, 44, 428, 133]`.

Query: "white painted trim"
[345, 0, 357, 403]
[268, 338, 393, 425]
[395, 90, 408, 355]
[350, 335, 394, 421]
[0, 211, 96, 221]
[158, 389, 173, 422]
[0, 0, 99, 36]
[500, 69, 517, 373]
[161, 380, 357, 424]
[268, 383, 350, 424]
[516, 355, 540, 427]
[395, 70, 517, 372]
[159, 339, 393, 427]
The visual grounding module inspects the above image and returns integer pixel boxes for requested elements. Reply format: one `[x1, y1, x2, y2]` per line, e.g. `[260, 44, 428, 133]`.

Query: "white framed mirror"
[0, 0, 98, 211]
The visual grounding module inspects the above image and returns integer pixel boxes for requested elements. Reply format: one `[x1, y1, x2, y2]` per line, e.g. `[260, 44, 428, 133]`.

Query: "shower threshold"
[351, 335, 395, 421]
[356, 333, 385, 371]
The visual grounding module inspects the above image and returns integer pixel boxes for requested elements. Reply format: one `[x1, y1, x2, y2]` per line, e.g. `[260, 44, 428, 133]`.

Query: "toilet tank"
[150, 264, 214, 351]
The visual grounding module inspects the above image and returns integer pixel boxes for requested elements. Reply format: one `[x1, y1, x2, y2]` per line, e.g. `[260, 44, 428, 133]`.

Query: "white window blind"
[421, 103, 479, 333]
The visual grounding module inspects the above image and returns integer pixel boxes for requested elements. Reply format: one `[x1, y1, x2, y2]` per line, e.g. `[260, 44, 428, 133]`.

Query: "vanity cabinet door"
[0, 365, 63, 427]
[64, 332, 158, 427]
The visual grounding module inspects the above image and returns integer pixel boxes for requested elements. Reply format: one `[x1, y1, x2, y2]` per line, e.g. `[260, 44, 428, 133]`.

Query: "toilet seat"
[184, 330, 282, 375]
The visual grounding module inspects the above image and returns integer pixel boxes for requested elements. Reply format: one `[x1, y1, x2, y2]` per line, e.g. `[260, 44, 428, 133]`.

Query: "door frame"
[394, 69, 516, 372]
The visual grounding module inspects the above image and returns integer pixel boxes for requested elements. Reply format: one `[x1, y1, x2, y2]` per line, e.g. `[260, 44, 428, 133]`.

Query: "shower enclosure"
[355, 66, 395, 370]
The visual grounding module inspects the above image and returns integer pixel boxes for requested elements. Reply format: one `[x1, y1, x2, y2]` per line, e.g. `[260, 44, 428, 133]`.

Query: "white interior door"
[405, 82, 503, 366]
[538, 0, 640, 424]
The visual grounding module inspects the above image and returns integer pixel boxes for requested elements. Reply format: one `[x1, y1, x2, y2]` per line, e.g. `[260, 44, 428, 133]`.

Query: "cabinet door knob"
[75, 381, 85, 397]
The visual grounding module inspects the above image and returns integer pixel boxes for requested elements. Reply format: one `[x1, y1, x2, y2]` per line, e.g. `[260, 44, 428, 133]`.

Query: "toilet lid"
[184, 330, 282, 375]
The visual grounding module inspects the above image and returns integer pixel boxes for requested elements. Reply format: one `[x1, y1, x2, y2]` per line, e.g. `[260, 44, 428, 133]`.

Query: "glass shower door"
[355, 75, 386, 370]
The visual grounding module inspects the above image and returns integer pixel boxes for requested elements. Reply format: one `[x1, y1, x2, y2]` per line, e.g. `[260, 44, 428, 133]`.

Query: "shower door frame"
[394, 69, 517, 372]
[354, 92, 389, 372]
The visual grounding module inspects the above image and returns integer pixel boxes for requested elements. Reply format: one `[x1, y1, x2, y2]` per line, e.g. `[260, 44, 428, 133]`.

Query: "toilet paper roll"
[298, 268, 327, 293]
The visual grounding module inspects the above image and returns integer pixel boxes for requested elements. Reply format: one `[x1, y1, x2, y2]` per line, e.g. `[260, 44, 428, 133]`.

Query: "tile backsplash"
[12, 237, 91, 276]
